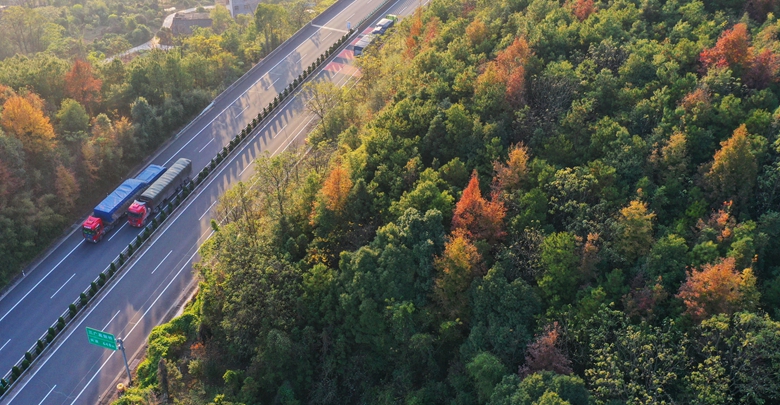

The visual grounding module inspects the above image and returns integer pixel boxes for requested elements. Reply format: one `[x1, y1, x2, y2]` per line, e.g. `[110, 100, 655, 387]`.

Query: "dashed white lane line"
[198, 138, 215, 153]
[107, 223, 128, 242]
[49, 274, 76, 299]
[37, 385, 56, 405]
[102, 310, 120, 330]
[0, 339, 10, 352]
[69, 247, 207, 405]
[239, 161, 254, 176]
[234, 105, 250, 119]
[199, 201, 218, 221]
[0, 241, 83, 323]
[150, 251, 173, 275]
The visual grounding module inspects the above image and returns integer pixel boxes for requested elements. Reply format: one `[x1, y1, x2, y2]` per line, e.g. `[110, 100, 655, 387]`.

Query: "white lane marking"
[106, 223, 128, 242]
[198, 138, 215, 153]
[69, 247, 208, 405]
[9, 18, 356, 398]
[311, 24, 348, 34]
[161, 0, 358, 167]
[0, 241, 83, 323]
[323, 32, 333, 40]
[280, 116, 317, 155]
[266, 77, 280, 90]
[151, 251, 173, 274]
[0, 339, 10, 352]
[102, 311, 120, 330]
[199, 200, 218, 221]
[239, 161, 254, 176]
[299, 53, 308, 60]
[400, 5, 407, 12]
[37, 385, 56, 405]
[347, 12, 355, 19]
[49, 274, 76, 299]
[234, 105, 249, 119]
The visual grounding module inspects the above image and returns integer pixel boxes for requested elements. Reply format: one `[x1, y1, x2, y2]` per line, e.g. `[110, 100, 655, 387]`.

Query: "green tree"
[56, 98, 89, 145]
[538, 232, 580, 306]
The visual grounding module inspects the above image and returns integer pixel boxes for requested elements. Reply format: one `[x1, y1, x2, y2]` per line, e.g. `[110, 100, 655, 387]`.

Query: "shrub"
[127, 244, 134, 256]
[69, 303, 77, 317]
[110, 262, 116, 273]
[210, 159, 216, 169]
[252, 117, 258, 126]
[80, 293, 88, 306]
[90, 281, 98, 295]
[136, 235, 142, 246]
[46, 327, 56, 342]
[98, 274, 106, 287]
[143, 228, 151, 239]
[21, 359, 29, 370]
[24, 352, 32, 362]
[12, 366, 20, 379]
[57, 317, 65, 330]
[36, 339, 44, 354]
[118, 252, 125, 263]
[160, 210, 167, 221]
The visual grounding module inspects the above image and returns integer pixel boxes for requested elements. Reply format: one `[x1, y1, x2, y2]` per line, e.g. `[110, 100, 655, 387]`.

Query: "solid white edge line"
[0, 339, 10, 353]
[69, 246, 209, 405]
[0, 241, 83, 323]
[161, 0, 358, 166]
[10, 10, 368, 399]
[49, 274, 76, 300]
[239, 161, 254, 176]
[150, 251, 174, 275]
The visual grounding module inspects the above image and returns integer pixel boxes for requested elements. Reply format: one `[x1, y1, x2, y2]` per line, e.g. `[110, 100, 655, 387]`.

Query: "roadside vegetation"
[0, 0, 333, 288]
[118, 0, 780, 403]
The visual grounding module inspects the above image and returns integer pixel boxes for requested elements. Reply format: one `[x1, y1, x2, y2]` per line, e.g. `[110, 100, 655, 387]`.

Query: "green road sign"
[86, 327, 117, 351]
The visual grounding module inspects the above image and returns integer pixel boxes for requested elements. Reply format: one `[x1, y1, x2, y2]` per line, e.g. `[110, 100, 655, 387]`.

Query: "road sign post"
[117, 338, 132, 384]
[86, 327, 132, 385]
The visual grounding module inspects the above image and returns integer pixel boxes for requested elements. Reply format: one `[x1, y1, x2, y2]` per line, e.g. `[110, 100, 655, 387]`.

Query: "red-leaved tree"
[700, 23, 752, 72]
[519, 322, 573, 377]
[677, 257, 759, 322]
[64, 60, 102, 110]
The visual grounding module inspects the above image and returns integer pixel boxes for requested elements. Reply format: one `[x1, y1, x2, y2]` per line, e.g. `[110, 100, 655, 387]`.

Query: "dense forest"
[116, 0, 780, 403]
[0, 0, 330, 287]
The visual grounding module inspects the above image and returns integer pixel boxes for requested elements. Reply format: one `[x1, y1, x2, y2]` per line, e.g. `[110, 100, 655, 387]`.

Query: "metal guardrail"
[0, 29, 358, 400]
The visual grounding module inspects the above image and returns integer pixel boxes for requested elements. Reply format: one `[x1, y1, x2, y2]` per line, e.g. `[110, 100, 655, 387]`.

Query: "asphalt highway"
[0, 0, 424, 402]
[0, 0, 373, 381]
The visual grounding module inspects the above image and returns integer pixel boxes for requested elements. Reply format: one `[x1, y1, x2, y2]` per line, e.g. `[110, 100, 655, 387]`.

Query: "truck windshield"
[82, 227, 95, 238]
[128, 211, 142, 219]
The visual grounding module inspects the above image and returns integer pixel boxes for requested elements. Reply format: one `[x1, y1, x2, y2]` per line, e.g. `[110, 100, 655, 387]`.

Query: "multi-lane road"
[0, 0, 423, 402]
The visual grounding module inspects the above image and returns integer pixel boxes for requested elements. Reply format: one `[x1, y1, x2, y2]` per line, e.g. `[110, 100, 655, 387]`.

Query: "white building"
[219, 0, 260, 18]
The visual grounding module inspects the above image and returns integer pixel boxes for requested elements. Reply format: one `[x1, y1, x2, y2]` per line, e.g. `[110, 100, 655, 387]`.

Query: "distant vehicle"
[372, 18, 394, 35]
[128, 158, 192, 227]
[385, 14, 399, 22]
[82, 165, 166, 243]
[354, 34, 375, 56]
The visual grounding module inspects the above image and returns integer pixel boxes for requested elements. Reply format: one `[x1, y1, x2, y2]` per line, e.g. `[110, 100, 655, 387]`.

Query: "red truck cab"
[82, 216, 105, 243]
[127, 201, 150, 227]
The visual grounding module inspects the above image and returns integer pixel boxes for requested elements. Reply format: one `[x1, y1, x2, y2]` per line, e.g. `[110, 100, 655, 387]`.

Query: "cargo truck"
[354, 34, 375, 56]
[82, 165, 166, 243]
[128, 158, 192, 227]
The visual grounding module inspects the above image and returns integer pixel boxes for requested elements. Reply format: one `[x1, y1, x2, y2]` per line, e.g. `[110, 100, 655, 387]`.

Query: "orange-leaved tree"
[677, 257, 759, 322]
[0, 95, 56, 155]
[320, 164, 353, 213]
[64, 59, 102, 110]
[571, 0, 595, 21]
[493, 142, 530, 194]
[434, 228, 483, 320]
[452, 171, 506, 243]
